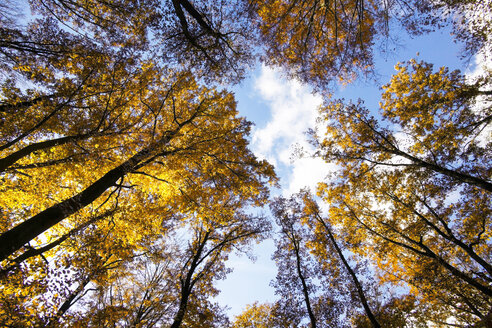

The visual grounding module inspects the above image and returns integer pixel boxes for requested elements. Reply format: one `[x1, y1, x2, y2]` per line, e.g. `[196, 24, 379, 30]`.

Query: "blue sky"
[214, 26, 488, 317]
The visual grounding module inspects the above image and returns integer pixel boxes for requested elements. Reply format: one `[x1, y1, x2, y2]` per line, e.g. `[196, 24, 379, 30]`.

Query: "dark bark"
[0, 94, 58, 113]
[46, 275, 92, 327]
[0, 133, 94, 172]
[171, 0, 209, 58]
[1, 210, 113, 274]
[169, 230, 210, 328]
[8, 154, 81, 170]
[0, 134, 175, 262]
[45, 256, 117, 327]
[457, 292, 484, 319]
[315, 213, 381, 328]
[387, 192, 492, 278]
[418, 242, 492, 297]
[171, 0, 221, 63]
[0, 104, 203, 261]
[0, 103, 66, 152]
[291, 236, 317, 328]
[357, 114, 492, 192]
[346, 204, 492, 297]
[474, 308, 492, 328]
[176, 0, 215, 33]
[390, 147, 492, 192]
[0, 72, 93, 152]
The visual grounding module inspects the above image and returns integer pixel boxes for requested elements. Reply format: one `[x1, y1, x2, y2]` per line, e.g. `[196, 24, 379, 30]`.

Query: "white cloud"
[252, 66, 322, 163]
[284, 157, 337, 195]
[464, 51, 492, 148]
[217, 67, 332, 317]
[251, 66, 334, 194]
[465, 51, 492, 82]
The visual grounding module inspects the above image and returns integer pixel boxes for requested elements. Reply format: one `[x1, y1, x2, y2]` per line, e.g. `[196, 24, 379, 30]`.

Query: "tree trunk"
[292, 236, 317, 328]
[0, 136, 170, 261]
[317, 214, 381, 328]
[0, 133, 94, 172]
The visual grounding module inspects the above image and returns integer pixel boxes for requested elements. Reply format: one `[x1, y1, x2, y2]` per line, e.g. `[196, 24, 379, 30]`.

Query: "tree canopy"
[311, 59, 491, 325]
[1, 0, 491, 326]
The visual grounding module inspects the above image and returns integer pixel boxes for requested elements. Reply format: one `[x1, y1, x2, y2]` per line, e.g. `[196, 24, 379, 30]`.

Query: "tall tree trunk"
[390, 147, 492, 192]
[169, 230, 210, 328]
[0, 133, 97, 172]
[1, 210, 113, 274]
[292, 236, 317, 328]
[0, 133, 176, 261]
[316, 213, 381, 328]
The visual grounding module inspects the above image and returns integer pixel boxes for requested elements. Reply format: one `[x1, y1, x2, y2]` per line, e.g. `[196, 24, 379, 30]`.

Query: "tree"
[313, 59, 492, 325]
[0, 1, 277, 325]
[270, 195, 323, 328]
[270, 193, 395, 327]
[397, 0, 492, 59]
[53, 207, 269, 327]
[1, 134, 274, 325]
[168, 212, 269, 328]
[232, 302, 278, 328]
[0, 60, 276, 325]
[0, 63, 276, 256]
[301, 194, 381, 328]
[248, 0, 487, 89]
[249, 0, 381, 86]
[0, 208, 134, 326]
[3, 0, 490, 325]
[28, 0, 255, 83]
[0, 71, 263, 254]
[350, 295, 427, 328]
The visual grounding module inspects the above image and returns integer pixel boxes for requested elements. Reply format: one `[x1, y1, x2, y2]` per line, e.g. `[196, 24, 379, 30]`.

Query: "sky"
[214, 25, 488, 318]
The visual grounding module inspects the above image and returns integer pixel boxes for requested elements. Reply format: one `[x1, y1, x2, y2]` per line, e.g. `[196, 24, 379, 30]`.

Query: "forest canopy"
[0, 0, 490, 327]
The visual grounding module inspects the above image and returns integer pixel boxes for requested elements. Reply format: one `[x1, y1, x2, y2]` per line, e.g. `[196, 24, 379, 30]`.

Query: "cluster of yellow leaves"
[232, 302, 276, 328]
[252, 0, 378, 86]
[1, 48, 276, 326]
[313, 60, 492, 325]
[381, 59, 483, 156]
